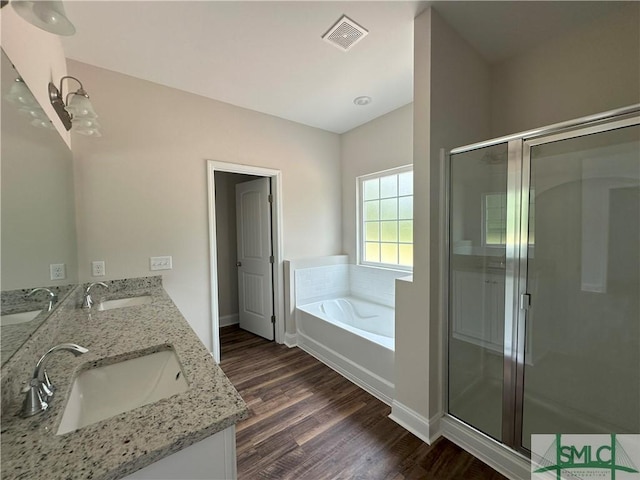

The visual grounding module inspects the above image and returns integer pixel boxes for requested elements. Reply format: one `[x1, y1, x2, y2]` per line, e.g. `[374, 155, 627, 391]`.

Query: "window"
[483, 193, 507, 246]
[359, 166, 413, 270]
[483, 191, 535, 246]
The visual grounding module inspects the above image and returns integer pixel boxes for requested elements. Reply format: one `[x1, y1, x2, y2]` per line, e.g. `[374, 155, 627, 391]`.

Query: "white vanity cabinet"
[123, 426, 236, 480]
[451, 269, 505, 352]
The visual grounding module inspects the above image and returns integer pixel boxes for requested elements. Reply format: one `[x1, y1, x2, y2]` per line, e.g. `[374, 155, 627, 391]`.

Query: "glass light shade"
[72, 118, 101, 137]
[18, 106, 47, 120]
[66, 93, 97, 119]
[12, 1, 76, 36]
[73, 128, 102, 137]
[30, 118, 54, 129]
[72, 118, 100, 129]
[5, 79, 37, 107]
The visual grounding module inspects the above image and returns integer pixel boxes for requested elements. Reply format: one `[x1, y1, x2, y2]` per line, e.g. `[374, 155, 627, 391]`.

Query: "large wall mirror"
[1, 49, 78, 365]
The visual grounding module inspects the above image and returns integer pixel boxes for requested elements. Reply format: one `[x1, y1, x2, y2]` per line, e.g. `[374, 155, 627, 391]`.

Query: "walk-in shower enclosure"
[446, 106, 640, 456]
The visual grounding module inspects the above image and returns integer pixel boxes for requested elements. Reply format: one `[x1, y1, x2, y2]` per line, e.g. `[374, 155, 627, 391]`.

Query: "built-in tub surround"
[0, 276, 248, 480]
[292, 260, 408, 404]
[294, 263, 405, 308]
[297, 297, 395, 403]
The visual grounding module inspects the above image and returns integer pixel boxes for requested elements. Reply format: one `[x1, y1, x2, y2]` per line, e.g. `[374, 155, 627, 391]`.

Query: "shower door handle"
[520, 293, 531, 310]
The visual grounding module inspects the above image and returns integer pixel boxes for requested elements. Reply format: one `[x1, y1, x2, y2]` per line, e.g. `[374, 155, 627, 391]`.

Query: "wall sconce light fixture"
[6, 77, 37, 107]
[49, 76, 101, 136]
[4, 77, 55, 130]
[11, 1, 75, 36]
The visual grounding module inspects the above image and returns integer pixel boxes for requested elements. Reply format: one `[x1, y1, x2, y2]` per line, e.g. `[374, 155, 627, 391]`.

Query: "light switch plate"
[150, 256, 172, 271]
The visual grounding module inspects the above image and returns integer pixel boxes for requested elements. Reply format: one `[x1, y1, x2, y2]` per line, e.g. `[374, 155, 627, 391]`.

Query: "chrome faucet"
[25, 287, 58, 312]
[21, 343, 89, 417]
[82, 282, 109, 310]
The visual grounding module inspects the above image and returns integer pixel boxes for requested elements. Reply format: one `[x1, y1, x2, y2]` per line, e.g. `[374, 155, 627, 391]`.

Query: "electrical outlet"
[150, 256, 172, 271]
[92, 260, 106, 277]
[50, 263, 66, 280]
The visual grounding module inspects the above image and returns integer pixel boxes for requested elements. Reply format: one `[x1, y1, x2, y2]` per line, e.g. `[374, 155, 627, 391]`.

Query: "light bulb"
[34, 3, 61, 25]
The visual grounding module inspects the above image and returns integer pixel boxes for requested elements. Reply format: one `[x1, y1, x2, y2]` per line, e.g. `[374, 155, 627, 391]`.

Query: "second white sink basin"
[97, 295, 152, 311]
[0, 310, 42, 326]
[57, 348, 188, 435]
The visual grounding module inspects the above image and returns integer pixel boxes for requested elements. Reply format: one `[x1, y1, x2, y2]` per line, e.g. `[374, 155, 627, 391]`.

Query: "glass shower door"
[519, 122, 640, 450]
[448, 143, 508, 442]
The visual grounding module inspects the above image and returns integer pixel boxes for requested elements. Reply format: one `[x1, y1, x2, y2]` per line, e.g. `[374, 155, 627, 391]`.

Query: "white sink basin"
[0, 310, 42, 326]
[57, 348, 188, 435]
[97, 295, 152, 311]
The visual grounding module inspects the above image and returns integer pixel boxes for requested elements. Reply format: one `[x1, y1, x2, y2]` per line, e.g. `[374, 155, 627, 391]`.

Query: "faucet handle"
[21, 343, 89, 418]
[82, 295, 94, 310]
[40, 370, 54, 398]
[21, 379, 49, 417]
[83, 282, 109, 310]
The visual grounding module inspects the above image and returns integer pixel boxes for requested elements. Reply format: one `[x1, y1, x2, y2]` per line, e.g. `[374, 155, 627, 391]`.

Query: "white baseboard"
[388, 401, 442, 445]
[441, 416, 531, 480]
[284, 332, 298, 347]
[297, 331, 394, 405]
[219, 314, 239, 327]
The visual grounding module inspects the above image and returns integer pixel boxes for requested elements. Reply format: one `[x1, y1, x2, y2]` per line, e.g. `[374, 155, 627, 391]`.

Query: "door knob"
[236, 261, 242, 267]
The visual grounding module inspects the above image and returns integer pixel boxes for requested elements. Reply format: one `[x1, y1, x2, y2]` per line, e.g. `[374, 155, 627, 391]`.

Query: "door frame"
[206, 160, 284, 362]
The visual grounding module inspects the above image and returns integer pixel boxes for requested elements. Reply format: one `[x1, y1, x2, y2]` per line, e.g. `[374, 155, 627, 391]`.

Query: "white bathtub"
[296, 296, 395, 404]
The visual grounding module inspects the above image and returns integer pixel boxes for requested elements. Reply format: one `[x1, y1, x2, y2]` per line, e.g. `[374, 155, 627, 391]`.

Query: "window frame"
[482, 190, 535, 247]
[482, 191, 507, 247]
[357, 165, 413, 272]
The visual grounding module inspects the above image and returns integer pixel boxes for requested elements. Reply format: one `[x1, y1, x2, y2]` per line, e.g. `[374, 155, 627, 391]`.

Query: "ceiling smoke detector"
[353, 96, 372, 106]
[322, 15, 369, 52]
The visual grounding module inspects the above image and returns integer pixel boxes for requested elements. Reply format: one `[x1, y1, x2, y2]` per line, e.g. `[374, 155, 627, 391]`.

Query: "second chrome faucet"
[82, 282, 109, 310]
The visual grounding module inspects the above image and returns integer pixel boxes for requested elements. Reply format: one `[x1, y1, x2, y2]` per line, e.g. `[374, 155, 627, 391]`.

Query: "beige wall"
[1, 99, 77, 290]
[394, 7, 491, 424]
[491, 2, 640, 137]
[70, 60, 342, 349]
[213, 172, 259, 320]
[340, 103, 413, 261]
[398, 2, 640, 434]
[1, 6, 70, 145]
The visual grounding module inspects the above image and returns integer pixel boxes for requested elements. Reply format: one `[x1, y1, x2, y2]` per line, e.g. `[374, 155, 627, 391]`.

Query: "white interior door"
[236, 178, 274, 340]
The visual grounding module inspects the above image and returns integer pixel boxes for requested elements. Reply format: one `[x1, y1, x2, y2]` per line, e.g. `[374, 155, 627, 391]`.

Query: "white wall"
[340, 104, 413, 262]
[491, 2, 640, 136]
[393, 7, 491, 433]
[69, 60, 342, 349]
[0, 6, 70, 145]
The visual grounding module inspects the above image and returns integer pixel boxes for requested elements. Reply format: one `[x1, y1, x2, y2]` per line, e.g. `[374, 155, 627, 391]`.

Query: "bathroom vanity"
[0, 277, 248, 480]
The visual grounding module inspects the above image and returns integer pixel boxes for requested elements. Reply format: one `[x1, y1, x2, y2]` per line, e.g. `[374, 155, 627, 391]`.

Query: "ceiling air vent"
[322, 15, 369, 52]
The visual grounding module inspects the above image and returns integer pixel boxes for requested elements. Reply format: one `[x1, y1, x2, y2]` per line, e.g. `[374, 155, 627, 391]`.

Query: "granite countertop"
[0, 282, 248, 480]
[1, 285, 76, 365]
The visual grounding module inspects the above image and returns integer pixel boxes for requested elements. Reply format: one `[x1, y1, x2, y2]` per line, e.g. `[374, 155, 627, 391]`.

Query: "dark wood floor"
[219, 325, 507, 480]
